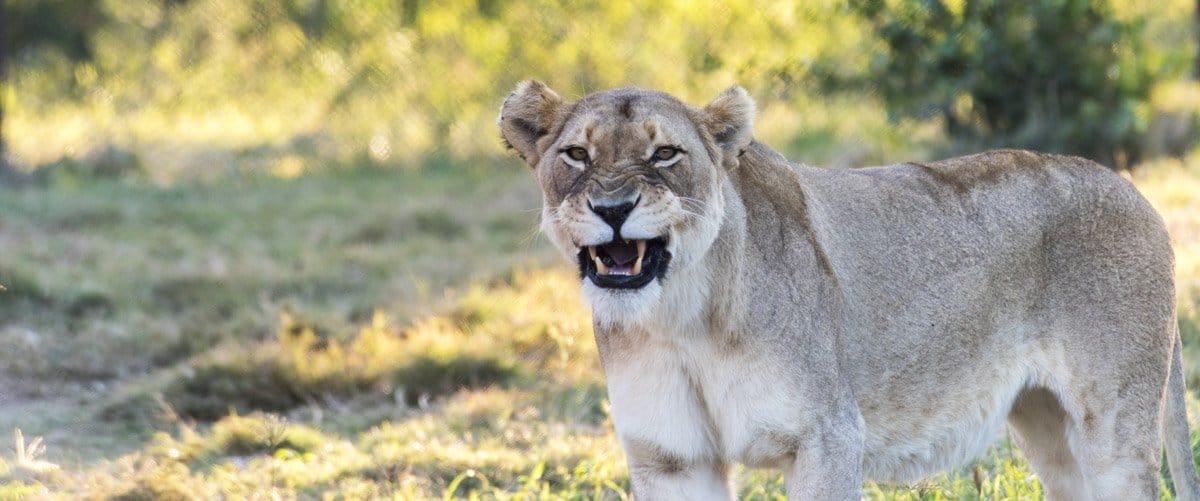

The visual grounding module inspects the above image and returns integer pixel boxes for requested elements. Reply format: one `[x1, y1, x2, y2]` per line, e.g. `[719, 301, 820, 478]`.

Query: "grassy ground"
[0, 155, 1199, 499]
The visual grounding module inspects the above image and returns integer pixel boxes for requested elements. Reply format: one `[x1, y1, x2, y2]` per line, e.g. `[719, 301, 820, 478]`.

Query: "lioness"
[498, 81, 1200, 500]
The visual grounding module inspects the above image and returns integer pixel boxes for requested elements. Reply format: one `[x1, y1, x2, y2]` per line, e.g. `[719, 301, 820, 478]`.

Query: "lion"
[498, 81, 1200, 500]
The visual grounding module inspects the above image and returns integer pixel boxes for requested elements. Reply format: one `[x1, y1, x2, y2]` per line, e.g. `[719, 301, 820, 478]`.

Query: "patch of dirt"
[0, 373, 152, 467]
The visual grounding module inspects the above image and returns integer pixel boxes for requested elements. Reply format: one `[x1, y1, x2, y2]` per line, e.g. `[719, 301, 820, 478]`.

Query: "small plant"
[11, 429, 58, 475]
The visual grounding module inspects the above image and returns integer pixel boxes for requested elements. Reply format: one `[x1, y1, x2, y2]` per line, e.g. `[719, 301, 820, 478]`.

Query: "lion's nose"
[589, 198, 638, 238]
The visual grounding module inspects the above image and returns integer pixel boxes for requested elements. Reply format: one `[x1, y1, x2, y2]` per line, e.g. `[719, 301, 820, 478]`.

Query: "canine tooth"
[594, 256, 610, 275]
[632, 240, 646, 275]
[587, 246, 611, 274]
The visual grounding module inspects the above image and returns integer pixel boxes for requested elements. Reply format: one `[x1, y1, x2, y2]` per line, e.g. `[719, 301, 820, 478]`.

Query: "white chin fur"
[582, 278, 663, 327]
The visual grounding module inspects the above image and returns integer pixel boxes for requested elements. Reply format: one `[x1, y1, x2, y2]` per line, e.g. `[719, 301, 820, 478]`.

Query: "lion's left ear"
[702, 86, 755, 168]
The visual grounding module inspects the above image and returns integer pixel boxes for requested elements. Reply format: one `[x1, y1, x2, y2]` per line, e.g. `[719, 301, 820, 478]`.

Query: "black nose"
[590, 201, 636, 237]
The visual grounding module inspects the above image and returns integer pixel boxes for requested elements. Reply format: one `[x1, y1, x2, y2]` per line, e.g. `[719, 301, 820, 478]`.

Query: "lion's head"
[499, 82, 754, 323]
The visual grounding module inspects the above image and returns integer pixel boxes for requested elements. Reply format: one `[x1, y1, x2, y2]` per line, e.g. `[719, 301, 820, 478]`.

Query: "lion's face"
[499, 83, 754, 323]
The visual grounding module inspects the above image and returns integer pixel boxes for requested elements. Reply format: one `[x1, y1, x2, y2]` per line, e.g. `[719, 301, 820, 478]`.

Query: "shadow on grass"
[103, 312, 522, 423]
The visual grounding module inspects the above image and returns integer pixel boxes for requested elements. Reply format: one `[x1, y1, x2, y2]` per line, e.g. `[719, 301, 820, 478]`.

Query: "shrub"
[852, 0, 1157, 167]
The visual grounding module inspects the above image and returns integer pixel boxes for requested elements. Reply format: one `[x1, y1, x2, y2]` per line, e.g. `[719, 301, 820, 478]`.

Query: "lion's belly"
[607, 319, 1056, 481]
[857, 344, 1043, 483]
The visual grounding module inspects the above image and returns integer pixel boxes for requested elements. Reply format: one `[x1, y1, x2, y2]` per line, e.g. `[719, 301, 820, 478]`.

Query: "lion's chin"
[581, 279, 662, 326]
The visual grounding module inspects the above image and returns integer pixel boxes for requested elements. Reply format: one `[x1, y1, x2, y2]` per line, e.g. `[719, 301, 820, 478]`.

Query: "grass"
[0, 166, 551, 379]
[0, 153, 1199, 499]
[0, 165, 554, 464]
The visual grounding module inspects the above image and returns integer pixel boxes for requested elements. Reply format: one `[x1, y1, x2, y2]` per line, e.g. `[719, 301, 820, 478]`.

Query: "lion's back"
[803, 148, 1170, 274]
[799, 148, 1174, 333]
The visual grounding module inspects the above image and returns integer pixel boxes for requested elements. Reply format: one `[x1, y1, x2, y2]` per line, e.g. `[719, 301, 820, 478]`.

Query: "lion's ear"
[702, 86, 755, 167]
[498, 80, 567, 167]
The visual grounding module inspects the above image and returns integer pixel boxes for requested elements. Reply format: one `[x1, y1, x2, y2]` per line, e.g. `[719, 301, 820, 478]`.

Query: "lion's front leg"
[603, 347, 734, 499]
[609, 379, 734, 500]
[784, 422, 864, 500]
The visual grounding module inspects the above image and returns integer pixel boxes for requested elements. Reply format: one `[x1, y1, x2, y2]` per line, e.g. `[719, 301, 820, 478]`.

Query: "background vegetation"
[2, 0, 1200, 498]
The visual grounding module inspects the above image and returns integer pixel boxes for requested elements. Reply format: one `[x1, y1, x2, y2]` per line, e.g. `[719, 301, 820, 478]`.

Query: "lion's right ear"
[498, 80, 567, 167]
[702, 86, 755, 169]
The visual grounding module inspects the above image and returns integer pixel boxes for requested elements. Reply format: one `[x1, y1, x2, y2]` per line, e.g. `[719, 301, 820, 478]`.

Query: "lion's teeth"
[594, 257, 610, 275]
[587, 246, 611, 275]
[633, 240, 646, 275]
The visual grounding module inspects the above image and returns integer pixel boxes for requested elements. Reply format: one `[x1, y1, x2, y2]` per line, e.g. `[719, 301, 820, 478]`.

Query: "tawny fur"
[499, 81, 1200, 500]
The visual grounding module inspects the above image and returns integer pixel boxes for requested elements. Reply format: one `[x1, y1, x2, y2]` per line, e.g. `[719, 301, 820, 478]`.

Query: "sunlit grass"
[1, 264, 629, 498]
[0, 166, 555, 465]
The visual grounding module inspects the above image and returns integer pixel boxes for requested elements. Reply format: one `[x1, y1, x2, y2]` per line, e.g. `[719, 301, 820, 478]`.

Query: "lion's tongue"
[603, 242, 638, 266]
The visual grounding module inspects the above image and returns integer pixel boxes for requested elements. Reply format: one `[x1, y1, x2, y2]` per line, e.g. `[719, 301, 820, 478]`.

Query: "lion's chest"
[604, 337, 802, 468]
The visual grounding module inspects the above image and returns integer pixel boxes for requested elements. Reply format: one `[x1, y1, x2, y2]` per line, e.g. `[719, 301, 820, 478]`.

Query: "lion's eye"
[566, 147, 589, 162]
[652, 146, 680, 163]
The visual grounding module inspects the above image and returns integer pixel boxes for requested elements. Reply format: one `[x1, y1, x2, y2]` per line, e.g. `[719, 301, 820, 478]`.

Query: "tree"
[852, 0, 1154, 167]
[1, 1, 113, 177]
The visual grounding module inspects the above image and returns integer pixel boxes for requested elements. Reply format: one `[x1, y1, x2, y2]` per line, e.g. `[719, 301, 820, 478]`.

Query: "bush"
[853, 0, 1157, 167]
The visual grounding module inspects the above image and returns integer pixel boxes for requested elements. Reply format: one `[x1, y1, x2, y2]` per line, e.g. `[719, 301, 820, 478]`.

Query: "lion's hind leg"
[1062, 375, 1166, 501]
[1007, 387, 1088, 500]
[1011, 359, 1166, 500]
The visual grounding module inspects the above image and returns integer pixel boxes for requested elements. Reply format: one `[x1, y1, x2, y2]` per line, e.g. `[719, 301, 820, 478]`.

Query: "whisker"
[677, 197, 711, 213]
[519, 223, 543, 248]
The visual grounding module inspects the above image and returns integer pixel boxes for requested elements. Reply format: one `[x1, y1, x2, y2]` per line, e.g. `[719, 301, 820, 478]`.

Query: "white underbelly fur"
[860, 382, 1024, 483]
[860, 345, 1053, 483]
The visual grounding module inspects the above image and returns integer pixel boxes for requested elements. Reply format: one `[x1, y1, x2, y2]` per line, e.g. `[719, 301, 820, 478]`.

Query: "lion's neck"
[636, 166, 751, 340]
[720, 141, 834, 330]
[608, 141, 828, 344]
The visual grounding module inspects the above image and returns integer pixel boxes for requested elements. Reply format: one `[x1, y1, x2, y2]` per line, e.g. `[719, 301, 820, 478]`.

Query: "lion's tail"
[1165, 325, 1200, 501]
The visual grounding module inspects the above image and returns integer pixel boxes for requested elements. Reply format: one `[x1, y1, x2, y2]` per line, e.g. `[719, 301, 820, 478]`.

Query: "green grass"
[1, 155, 1199, 499]
[0, 165, 554, 465]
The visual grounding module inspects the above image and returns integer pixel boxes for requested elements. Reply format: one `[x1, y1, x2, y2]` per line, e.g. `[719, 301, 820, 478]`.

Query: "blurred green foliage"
[6, 0, 1197, 176]
[851, 0, 1171, 167]
[0, 0, 857, 172]
[5, 1, 109, 63]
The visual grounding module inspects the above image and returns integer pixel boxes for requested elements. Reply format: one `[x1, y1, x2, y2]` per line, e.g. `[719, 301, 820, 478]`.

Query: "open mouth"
[577, 237, 671, 289]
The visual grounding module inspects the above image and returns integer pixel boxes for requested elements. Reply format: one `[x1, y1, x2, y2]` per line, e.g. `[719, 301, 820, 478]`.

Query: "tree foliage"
[6, 2, 876, 164]
[2, 0, 1194, 172]
[853, 0, 1158, 166]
